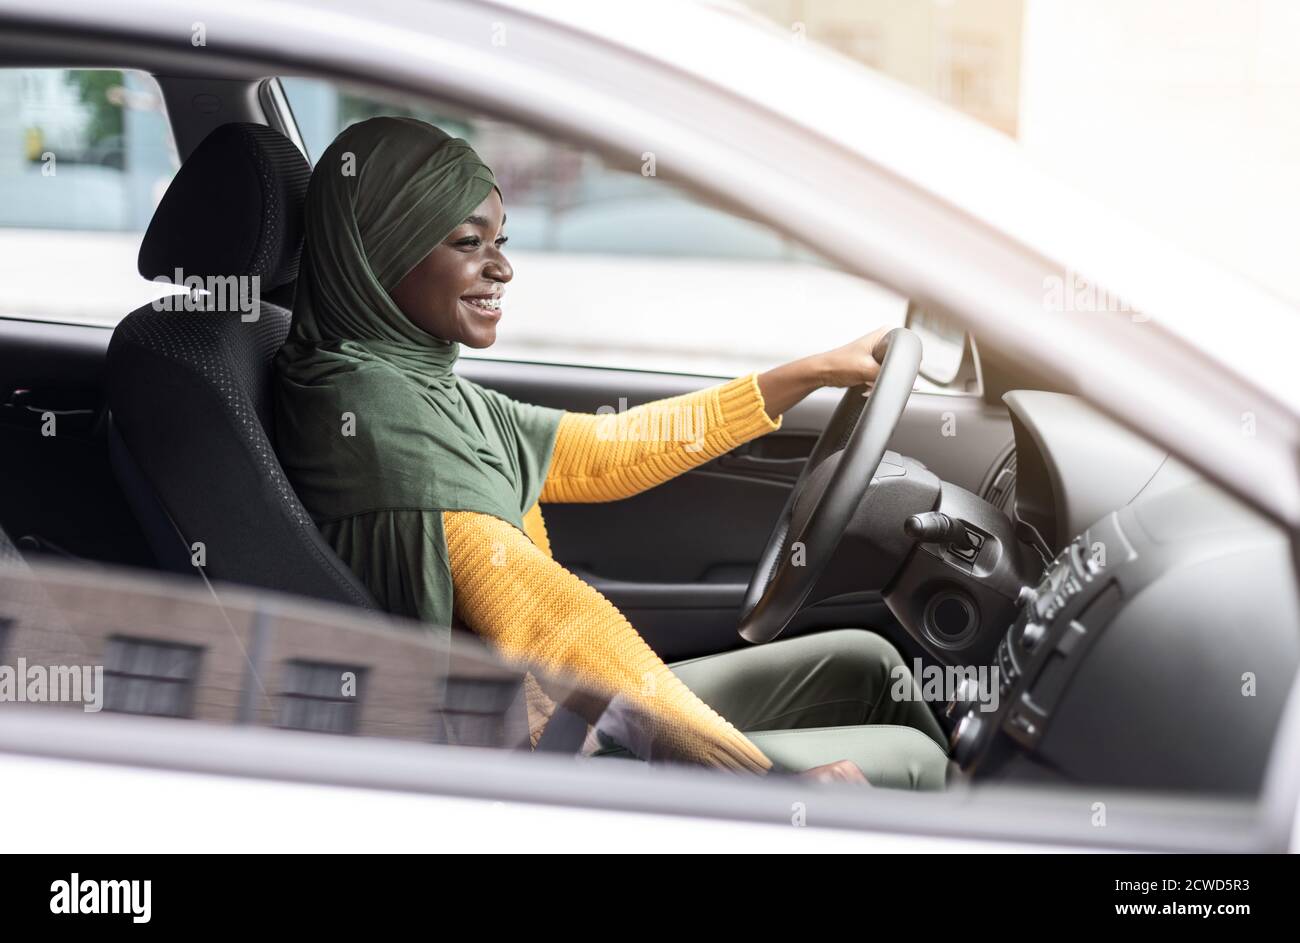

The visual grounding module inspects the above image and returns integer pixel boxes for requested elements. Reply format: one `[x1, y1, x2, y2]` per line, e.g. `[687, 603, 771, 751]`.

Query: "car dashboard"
[944, 392, 1300, 794]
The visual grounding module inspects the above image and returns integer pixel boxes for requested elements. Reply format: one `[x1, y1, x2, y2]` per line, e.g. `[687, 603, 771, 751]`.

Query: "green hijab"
[274, 116, 564, 628]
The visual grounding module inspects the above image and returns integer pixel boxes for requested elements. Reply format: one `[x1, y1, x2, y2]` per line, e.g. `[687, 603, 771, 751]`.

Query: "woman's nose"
[484, 251, 513, 284]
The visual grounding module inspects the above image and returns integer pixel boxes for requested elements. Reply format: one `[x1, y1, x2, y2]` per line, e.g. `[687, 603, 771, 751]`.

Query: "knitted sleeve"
[540, 372, 782, 503]
[443, 508, 774, 774]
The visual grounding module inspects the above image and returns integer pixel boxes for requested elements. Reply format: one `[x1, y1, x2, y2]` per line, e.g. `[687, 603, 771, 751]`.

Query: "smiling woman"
[273, 115, 949, 787]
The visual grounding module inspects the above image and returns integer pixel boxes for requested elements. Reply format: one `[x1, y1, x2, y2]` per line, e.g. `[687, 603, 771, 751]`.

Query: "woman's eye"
[450, 234, 506, 250]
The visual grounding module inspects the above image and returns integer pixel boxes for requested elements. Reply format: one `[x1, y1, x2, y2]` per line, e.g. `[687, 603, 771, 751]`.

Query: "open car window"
[278, 77, 910, 379]
[0, 68, 179, 327]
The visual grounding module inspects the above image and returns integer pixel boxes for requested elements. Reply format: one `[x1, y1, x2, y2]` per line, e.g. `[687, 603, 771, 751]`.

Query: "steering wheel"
[737, 327, 923, 644]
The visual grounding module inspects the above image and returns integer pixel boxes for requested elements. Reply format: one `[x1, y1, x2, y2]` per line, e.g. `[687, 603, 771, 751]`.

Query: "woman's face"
[389, 189, 512, 349]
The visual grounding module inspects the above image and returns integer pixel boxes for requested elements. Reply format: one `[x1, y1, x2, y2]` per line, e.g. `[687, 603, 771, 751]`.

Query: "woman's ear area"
[388, 247, 445, 337]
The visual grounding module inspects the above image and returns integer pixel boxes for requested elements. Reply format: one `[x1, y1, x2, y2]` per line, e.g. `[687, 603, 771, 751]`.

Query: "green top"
[273, 116, 563, 628]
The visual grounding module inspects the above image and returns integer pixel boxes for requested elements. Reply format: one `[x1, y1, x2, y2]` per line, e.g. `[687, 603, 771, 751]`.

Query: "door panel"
[460, 356, 1014, 662]
[0, 319, 153, 567]
[713, 430, 814, 482]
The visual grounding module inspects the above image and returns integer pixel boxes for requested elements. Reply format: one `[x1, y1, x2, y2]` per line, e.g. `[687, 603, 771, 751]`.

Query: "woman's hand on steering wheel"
[754, 325, 893, 421]
[816, 326, 895, 388]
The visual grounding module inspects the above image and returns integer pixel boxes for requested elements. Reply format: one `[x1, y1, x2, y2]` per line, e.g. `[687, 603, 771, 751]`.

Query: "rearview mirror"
[904, 301, 981, 394]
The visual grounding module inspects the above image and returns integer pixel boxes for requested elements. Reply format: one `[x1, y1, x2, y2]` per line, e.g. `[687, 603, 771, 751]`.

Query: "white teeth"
[465, 297, 501, 311]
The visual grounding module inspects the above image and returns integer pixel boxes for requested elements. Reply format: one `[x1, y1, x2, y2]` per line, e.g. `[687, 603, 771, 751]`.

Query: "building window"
[102, 636, 202, 718]
[277, 660, 365, 734]
[937, 33, 998, 113]
[823, 23, 883, 70]
[433, 674, 530, 749]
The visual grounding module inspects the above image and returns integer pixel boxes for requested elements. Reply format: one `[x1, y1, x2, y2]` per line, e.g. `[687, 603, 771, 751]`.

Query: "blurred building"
[744, 0, 1025, 136]
[1019, 0, 1300, 308]
[744, 0, 1299, 310]
[0, 562, 533, 749]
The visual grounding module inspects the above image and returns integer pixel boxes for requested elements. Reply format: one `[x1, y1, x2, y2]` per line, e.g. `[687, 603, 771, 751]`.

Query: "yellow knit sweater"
[444, 372, 782, 773]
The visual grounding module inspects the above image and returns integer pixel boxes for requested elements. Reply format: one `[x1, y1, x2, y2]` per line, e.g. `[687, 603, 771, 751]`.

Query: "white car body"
[0, 0, 1296, 852]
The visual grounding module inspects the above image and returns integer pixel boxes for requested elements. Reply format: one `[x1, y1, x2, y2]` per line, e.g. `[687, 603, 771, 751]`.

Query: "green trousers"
[590, 628, 951, 790]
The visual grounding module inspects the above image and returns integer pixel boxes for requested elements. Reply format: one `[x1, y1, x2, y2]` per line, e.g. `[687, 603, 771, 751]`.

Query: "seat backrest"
[106, 122, 374, 611]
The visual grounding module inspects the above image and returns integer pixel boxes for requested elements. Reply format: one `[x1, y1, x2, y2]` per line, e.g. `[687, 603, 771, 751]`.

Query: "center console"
[948, 511, 1133, 773]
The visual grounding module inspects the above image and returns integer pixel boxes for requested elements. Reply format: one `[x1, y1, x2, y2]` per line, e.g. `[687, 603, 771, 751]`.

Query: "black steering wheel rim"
[736, 327, 923, 644]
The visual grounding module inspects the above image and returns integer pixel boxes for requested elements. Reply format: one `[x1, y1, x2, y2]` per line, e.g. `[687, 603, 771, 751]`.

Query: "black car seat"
[106, 122, 373, 609]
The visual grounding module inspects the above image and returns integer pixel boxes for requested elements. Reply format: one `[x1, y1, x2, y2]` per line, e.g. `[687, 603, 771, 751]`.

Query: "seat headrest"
[138, 122, 311, 293]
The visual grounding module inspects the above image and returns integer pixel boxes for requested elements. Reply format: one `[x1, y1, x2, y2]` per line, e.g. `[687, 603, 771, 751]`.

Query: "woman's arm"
[443, 509, 773, 773]
[754, 326, 894, 418]
[539, 372, 780, 504]
[541, 328, 895, 504]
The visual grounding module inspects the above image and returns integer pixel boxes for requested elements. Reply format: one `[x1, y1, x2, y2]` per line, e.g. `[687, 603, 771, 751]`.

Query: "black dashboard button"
[1056, 620, 1087, 656]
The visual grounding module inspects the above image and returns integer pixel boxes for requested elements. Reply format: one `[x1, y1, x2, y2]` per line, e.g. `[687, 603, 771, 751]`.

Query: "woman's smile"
[461, 292, 503, 321]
